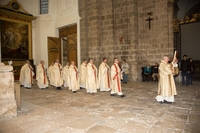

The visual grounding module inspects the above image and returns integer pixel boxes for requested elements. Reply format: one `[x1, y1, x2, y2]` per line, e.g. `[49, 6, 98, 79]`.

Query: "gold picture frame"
[0, 0, 36, 60]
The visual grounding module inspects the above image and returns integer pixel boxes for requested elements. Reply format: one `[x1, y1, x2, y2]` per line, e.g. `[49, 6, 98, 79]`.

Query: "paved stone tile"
[0, 81, 199, 132]
[150, 126, 183, 133]
[155, 117, 186, 130]
[188, 114, 200, 124]
[87, 125, 116, 133]
[67, 118, 95, 130]
[0, 121, 23, 133]
[183, 123, 200, 133]
[120, 120, 151, 133]
[52, 115, 78, 125]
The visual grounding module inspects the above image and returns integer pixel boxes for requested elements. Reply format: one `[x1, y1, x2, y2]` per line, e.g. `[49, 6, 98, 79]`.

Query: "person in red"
[36, 60, 48, 89]
[85, 58, 99, 94]
[23, 60, 34, 89]
[69, 61, 79, 93]
[52, 59, 63, 90]
[110, 58, 125, 97]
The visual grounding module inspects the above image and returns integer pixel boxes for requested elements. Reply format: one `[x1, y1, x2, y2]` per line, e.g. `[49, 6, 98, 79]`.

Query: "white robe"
[69, 65, 79, 91]
[86, 63, 99, 93]
[63, 65, 70, 87]
[98, 62, 111, 91]
[156, 60, 177, 102]
[19, 65, 25, 85]
[79, 62, 87, 88]
[110, 63, 123, 95]
[23, 64, 34, 88]
[52, 63, 63, 87]
[36, 63, 48, 89]
[48, 65, 54, 85]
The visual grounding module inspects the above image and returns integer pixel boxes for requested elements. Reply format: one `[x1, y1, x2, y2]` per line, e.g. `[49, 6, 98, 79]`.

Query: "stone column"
[0, 63, 17, 120]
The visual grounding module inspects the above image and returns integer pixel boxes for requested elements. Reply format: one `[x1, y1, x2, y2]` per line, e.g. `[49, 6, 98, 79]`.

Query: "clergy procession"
[19, 55, 178, 102]
[19, 57, 125, 97]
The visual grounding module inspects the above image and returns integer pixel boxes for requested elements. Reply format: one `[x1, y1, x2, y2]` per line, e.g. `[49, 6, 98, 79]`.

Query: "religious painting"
[0, 20, 29, 59]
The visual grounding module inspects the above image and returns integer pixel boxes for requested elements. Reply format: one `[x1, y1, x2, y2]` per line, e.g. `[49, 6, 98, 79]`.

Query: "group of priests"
[19, 58, 125, 97]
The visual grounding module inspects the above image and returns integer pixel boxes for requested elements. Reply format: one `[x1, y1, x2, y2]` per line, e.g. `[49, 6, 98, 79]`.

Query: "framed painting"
[0, 1, 36, 61]
[0, 19, 30, 60]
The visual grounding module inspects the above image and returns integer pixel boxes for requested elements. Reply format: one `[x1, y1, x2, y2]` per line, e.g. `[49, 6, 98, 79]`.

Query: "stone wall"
[78, 0, 174, 81]
[138, 0, 174, 65]
[0, 63, 17, 120]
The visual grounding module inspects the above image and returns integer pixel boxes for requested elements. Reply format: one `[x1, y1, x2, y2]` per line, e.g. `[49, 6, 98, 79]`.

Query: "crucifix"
[146, 16, 153, 30]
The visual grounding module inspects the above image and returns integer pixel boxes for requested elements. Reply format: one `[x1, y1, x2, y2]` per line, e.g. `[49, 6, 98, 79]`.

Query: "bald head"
[26, 60, 30, 65]
[40, 60, 44, 65]
[71, 61, 75, 66]
[163, 56, 169, 63]
[55, 59, 59, 63]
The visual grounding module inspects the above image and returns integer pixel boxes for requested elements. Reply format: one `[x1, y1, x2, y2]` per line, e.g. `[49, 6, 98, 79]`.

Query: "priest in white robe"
[156, 56, 177, 104]
[98, 58, 111, 91]
[19, 62, 26, 86]
[110, 58, 125, 97]
[52, 59, 63, 90]
[86, 58, 99, 93]
[36, 60, 48, 89]
[79, 59, 87, 89]
[23, 60, 34, 89]
[48, 62, 54, 86]
[69, 61, 79, 92]
[63, 62, 70, 88]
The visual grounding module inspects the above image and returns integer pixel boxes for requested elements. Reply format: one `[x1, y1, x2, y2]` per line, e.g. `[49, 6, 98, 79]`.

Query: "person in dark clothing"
[188, 58, 195, 85]
[152, 62, 159, 82]
[143, 64, 152, 82]
[180, 55, 190, 86]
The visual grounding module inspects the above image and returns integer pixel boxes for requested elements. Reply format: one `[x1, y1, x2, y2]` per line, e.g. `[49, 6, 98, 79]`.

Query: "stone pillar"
[0, 63, 17, 120]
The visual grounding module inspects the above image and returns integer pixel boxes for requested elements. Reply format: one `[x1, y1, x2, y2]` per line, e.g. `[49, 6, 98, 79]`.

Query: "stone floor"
[0, 80, 200, 133]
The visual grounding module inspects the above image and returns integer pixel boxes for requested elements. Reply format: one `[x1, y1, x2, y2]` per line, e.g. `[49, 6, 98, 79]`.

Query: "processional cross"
[146, 16, 153, 30]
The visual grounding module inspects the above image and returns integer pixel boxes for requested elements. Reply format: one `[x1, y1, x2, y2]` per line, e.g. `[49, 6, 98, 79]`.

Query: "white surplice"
[63, 65, 70, 87]
[110, 63, 123, 95]
[98, 62, 111, 91]
[85, 63, 99, 93]
[23, 64, 34, 88]
[36, 63, 48, 89]
[79, 62, 87, 88]
[52, 62, 63, 87]
[69, 65, 79, 91]
[19, 64, 25, 86]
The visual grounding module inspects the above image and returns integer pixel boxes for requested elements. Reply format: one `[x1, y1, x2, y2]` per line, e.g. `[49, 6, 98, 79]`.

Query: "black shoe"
[73, 91, 77, 93]
[120, 95, 125, 97]
[164, 100, 172, 104]
[80, 87, 83, 89]
[26, 87, 31, 89]
[110, 94, 115, 96]
[125, 82, 127, 84]
[57, 87, 62, 90]
[159, 101, 163, 104]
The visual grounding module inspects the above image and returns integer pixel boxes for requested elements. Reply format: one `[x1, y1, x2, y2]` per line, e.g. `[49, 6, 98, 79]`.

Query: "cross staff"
[146, 16, 153, 30]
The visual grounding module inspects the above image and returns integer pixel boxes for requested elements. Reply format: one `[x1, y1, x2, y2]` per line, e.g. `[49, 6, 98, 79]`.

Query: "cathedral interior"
[0, 0, 200, 132]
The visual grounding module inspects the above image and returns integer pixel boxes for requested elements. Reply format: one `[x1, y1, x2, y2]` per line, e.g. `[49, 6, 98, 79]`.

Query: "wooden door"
[59, 25, 77, 66]
[48, 37, 61, 66]
[66, 34, 77, 65]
